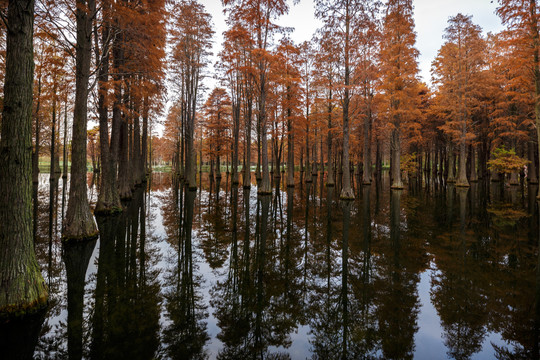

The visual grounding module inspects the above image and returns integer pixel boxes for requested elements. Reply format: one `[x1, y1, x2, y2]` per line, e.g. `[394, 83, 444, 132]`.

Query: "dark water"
[5, 172, 540, 359]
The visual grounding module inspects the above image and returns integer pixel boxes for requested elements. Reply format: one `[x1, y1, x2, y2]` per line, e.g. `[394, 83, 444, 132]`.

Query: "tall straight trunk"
[456, 135, 469, 187]
[447, 143, 456, 183]
[390, 127, 403, 189]
[0, 0, 48, 315]
[62, 99, 68, 178]
[118, 113, 132, 199]
[340, 7, 354, 199]
[256, 118, 261, 181]
[243, 99, 252, 188]
[469, 146, 478, 182]
[142, 95, 149, 180]
[305, 124, 311, 183]
[95, 5, 121, 214]
[64, 0, 98, 240]
[287, 94, 294, 187]
[50, 82, 57, 179]
[32, 75, 42, 183]
[327, 96, 334, 186]
[529, 141, 538, 184]
[312, 129, 318, 176]
[232, 92, 240, 184]
[363, 105, 372, 185]
[133, 110, 141, 186]
[375, 139, 382, 178]
[185, 101, 196, 190]
[258, 65, 271, 194]
[118, 79, 132, 199]
[531, 0, 540, 198]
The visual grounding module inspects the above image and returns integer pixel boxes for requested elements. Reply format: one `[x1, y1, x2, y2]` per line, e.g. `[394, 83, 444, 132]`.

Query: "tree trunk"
[63, 0, 98, 240]
[287, 98, 294, 187]
[363, 104, 372, 185]
[469, 146, 478, 182]
[142, 96, 149, 180]
[390, 128, 403, 189]
[529, 141, 538, 184]
[243, 99, 252, 188]
[95, 6, 122, 214]
[447, 143, 456, 183]
[0, 0, 48, 316]
[456, 138, 469, 187]
[32, 74, 42, 183]
[232, 96, 240, 185]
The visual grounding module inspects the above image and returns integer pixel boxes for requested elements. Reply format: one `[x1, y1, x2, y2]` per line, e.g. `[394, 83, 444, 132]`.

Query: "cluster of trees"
[2, 0, 540, 320]
[0, 0, 166, 316]
[160, 0, 540, 201]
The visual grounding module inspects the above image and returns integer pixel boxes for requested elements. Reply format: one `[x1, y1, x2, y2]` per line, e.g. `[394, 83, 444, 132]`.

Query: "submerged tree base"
[62, 230, 99, 243]
[94, 206, 123, 216]
[0, 272, 48, 321]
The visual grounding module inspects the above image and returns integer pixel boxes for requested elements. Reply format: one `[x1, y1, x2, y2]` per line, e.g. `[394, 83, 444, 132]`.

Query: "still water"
[6, 172, 540, 359]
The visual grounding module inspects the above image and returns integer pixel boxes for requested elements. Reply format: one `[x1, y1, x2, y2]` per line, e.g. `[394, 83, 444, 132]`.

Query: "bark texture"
[0, 0, 48, 316]
[64, 0, 98, 240]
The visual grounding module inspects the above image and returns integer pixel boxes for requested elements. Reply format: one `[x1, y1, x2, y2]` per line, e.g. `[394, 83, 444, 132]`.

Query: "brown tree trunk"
[95, 6, 122, 214]
[363, 105, 372, 185]
[529, 141, 538, 184]
[63, 0, 98, 240]
[469, 146, 478, 182]
[447, 143, 456, 183]
[243, 99, 252, 188]
[287, 97, 294, 187]
[456, 137, 469, 187]
[390, 128, 403, 189]
[32, 74, 42, 183]
[0, 0, 48, 315]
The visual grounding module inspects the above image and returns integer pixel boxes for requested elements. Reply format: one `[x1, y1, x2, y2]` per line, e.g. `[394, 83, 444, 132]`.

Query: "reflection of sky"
[414, 266, 510, 360]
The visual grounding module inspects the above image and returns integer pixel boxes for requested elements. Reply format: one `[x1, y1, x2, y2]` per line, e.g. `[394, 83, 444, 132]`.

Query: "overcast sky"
[201, 0, 504, 87]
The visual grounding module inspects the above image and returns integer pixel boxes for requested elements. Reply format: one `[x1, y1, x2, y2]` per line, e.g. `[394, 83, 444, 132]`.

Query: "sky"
[200, 0, 505, 87]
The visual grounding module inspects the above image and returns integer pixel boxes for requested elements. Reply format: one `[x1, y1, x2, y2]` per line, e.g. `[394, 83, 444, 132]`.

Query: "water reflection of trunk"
[254, 195, 270, 357]
[432, 188, 487, 359]
[361, 185, 372, 318]
[164, 188, 208, 359]
[378, 189, 419, 359]
[340, 200, 351, 359]
[63, 237, 97, 360]
[0, 309, 46, 360]
[91, 189, 160, 359]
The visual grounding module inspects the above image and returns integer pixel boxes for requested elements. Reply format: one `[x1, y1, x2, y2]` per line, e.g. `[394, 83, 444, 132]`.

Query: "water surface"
[9, 172, 540, 359]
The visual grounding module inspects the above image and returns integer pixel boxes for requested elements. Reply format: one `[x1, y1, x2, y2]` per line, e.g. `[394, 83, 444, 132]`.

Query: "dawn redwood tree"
[203, 87, 232, 179]
[0, 0, 48, 315]
[497, 0, 540, 194]
[379, 0, 420, 189]
[223, 0, 290, 195]
[63, 0, 98, 240]
[274, 38, 302, 187]
[311, 34, 339, 186]
[488, 30, 534, 185]
[170, 0, 213, 190]
[315, 0, 378, 198]
[95, 0, 121, 214]
[432, 14, 485, 188]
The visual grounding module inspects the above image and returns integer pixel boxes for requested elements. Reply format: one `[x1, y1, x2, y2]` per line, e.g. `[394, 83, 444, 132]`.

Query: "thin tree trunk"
[95, 5, 121, 214]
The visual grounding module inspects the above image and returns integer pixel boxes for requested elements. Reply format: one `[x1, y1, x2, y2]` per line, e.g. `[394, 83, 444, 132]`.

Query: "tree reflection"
[91, 189, 160, 359]
[163, 188, 209, 360]
[431, 188, 488, 359]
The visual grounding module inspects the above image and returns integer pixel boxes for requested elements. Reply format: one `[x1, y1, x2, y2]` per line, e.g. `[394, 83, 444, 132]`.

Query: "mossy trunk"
[0, 0, 48, 317]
